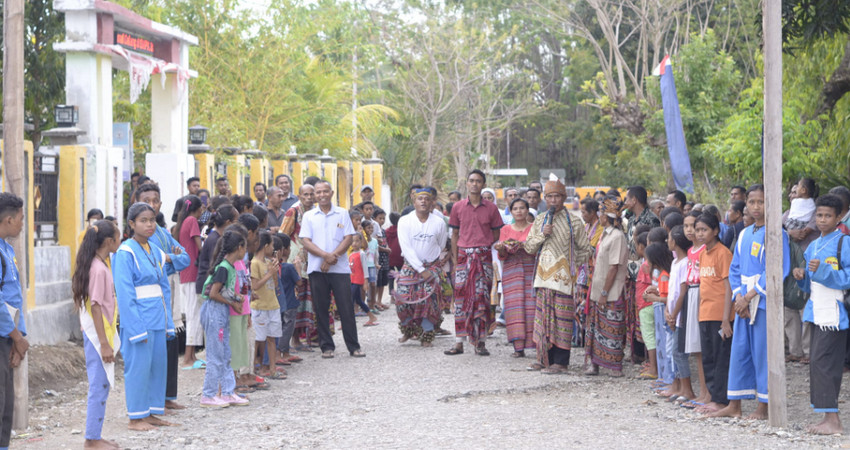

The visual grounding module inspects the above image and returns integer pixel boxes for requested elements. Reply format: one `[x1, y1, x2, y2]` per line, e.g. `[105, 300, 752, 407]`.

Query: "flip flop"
[263, 371, 288, 380]
[234, 385, 255, 394]
[680, 400, 704, 409]
[294, 344, 314, 353]
[286, 355, 303, 363]
[182, 360, 206, 370]
[363, 322, 379, 327]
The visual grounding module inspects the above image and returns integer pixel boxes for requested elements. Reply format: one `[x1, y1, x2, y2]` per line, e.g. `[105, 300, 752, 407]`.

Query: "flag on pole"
[654, 55, 695, 194]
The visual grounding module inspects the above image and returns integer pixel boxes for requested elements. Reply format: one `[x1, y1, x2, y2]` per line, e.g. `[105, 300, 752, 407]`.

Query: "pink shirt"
[178, 215, 201, 284]
[88, 258, 116, 324]
[448, 198, 503, 248]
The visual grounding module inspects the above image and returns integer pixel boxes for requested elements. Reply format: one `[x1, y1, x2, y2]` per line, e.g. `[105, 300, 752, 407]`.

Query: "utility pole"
[3, 0, 29, 431]
[763, 0, 786, 428]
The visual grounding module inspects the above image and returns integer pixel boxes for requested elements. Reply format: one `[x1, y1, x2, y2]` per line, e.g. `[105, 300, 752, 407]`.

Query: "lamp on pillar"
[43, 104, 85, 145]
[188, 125, 210, 154]
[189, 125, 208, 145]
[53, 105, 78, 128]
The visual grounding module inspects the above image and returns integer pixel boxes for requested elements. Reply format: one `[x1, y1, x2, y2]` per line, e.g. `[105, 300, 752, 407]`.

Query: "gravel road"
[14, 304, 850, 449]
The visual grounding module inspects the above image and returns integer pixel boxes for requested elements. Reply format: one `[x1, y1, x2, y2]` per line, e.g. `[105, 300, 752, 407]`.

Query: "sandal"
[638, 372, 658, 380]
[286, 355, 303, 363]
[276, 359, 292, 366]
[322, 351, 334, 359]
[263, 371, 288, 380]
[444, 346, 464, 355]
[680, 400, 704, 409]
[363, 322, 379, 327]
[234, 385, 255, 394]
[526, 362, 544, 371]
[475, 345, 490, 356]
[541, 365, 568, 375]
[350, 349, 366, 358]
[511, 351, 525, 358]
[252, 381, 271, 390]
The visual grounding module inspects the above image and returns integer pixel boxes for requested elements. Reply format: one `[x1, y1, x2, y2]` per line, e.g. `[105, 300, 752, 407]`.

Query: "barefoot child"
[710, 185, 790, 420]
[663, 225, 696, 402]
[794, 194, 850, 435]
[113, 203, 177, 430]
[349, 234, 379, 326]
[690, 212, 734, 416]
[274, 235, 303, 365]
[251, 231, 285, 379]
[200, 230, 250, 407]
[73, 220, 121, 448]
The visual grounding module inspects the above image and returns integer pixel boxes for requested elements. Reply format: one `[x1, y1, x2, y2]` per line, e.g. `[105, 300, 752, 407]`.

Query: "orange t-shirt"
[698, 243, 733, 322]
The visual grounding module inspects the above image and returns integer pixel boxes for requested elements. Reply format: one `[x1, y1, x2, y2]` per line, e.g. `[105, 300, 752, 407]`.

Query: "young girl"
[200, 230, 250, 407]
[361, 220, 380, 311]
[677, 212, 710, 409]
[113, 203, 176, 431]
[662, 225, 695, 402]
[72, 220, 121, 449]
[349, 234, 379, 326]
[694, 213, 734, 415]
[643, 242, 673, 388]
[174, 195, 205, 367]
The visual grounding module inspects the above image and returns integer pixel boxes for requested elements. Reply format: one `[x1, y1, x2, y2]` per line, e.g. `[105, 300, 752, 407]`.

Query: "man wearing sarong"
[279, 184, 317, 351]
[394, 188, 448, 347]
[445, 170, 503, 356]
[524, 179, 591, 373]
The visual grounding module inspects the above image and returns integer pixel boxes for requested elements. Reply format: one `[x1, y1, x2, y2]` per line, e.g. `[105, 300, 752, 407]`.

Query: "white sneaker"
[200, 396, 229, 408]
[222, 394, 250, 406]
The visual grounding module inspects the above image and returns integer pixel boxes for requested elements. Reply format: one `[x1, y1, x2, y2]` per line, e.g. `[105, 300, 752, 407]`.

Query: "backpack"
[783, 239, 808, 310]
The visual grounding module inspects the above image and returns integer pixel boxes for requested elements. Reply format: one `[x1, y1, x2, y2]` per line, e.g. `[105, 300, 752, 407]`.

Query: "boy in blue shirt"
[0, 193, 27, 450]
[276, 234, 303, 364]
[793, 194, 850, 435]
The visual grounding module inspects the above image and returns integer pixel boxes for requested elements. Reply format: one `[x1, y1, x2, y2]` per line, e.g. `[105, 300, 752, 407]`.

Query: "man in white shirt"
[394, 188, 448, 347]
[299, 180, 365, 358]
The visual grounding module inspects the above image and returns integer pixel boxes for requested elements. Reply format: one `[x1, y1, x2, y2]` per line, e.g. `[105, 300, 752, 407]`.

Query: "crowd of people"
[0, 168, 847, 449]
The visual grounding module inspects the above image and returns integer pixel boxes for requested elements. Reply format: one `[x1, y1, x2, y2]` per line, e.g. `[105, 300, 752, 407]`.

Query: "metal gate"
[33, 150, 59, 244]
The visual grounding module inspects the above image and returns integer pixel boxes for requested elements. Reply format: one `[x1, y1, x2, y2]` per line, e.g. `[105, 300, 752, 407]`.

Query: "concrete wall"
[26, 246, 80, 345]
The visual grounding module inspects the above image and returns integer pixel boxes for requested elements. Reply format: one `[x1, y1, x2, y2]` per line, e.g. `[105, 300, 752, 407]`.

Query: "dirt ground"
[14, 307, 850, 449]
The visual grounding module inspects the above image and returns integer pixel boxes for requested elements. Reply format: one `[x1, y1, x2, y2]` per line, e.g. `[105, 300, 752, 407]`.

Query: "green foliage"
[706, 34, 850, 191]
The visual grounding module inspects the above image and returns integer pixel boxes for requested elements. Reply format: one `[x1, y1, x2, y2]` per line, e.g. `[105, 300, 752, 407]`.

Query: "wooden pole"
[763, 0, 786, 428]
[3, 0, 29, 431]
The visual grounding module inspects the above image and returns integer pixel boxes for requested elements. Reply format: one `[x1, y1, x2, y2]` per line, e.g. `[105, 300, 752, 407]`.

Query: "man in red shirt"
[445, 170, 503, 356]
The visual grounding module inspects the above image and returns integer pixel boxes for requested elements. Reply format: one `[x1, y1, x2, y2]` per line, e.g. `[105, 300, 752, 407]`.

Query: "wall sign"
[114, 31, 155, 55]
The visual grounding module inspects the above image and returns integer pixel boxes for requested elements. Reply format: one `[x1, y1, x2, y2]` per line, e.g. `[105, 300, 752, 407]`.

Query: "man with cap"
[360, 185, 375, 204]
[394, 187, 448, 347]
[524, 178, 592, 373]
[445, 169, 503, 356]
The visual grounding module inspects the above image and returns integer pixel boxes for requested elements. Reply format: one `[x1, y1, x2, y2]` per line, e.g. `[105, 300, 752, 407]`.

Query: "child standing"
[113, 203, 176, 430]
[643, 242, 673, 387]
[174, 195, 205, 367]
[362, 220, 380, 311]
[374, 208, 392, 310]
[72, 220, 121, 449]
[677, 212, 710, 409]
[275, 234, 303, 365]
[200, 230, 249, 407]
[251, 232, 285, 379]
[634, 233, 655, 379]
[349, 234, 379, 326]
[793, 194, 850, 435]
[711, 185, 790, 420]
[694, 213, 734, 416]
[662, 225, 695, 401]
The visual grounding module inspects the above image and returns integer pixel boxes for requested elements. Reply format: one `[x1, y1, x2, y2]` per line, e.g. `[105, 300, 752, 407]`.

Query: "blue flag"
[656, 56, 695, 194]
